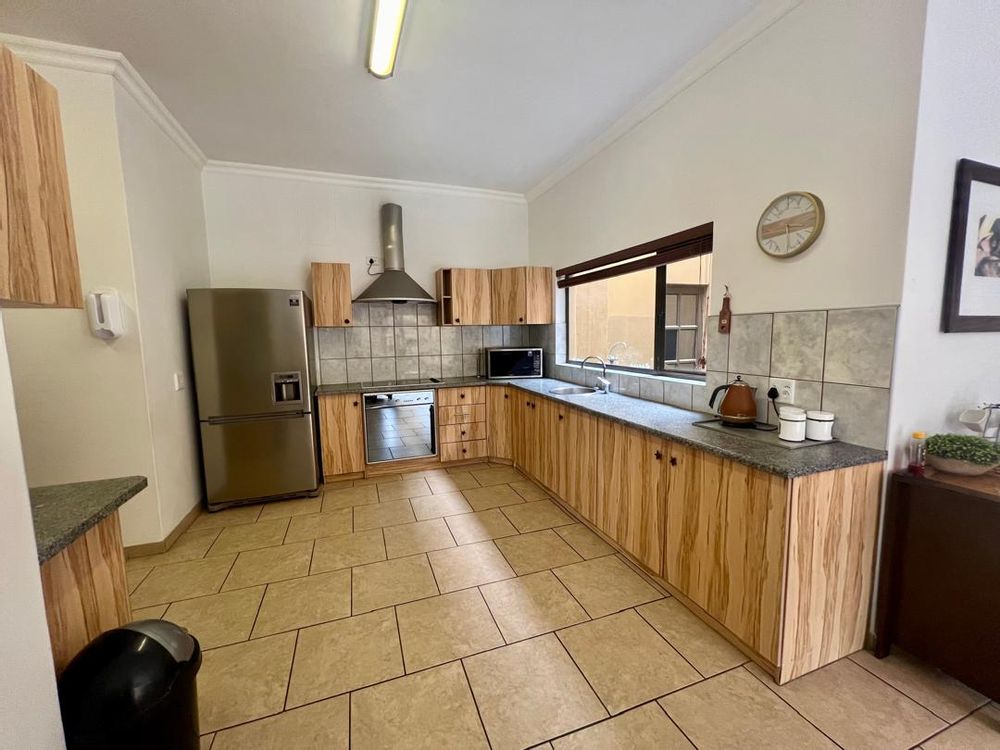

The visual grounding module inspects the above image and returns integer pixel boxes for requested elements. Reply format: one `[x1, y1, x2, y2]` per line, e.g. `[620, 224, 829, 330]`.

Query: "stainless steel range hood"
[354, 204, 434, 303]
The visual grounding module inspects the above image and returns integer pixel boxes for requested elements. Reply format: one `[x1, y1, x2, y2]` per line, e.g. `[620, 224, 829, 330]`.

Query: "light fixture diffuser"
[368, 0, 407, 79]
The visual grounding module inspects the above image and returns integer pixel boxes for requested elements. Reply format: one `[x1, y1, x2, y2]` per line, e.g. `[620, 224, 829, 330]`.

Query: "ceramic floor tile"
[410, 491, 473, 520]
[127, 567, 150, 594]
[130, 555, 236, 607]
[189, 505, 262, 531]
[427, 471, 480, 494]
[206, 518, 290, 556]
[554, 524, 616, 559]
[125, 528, 221, 572]
[396, 588, 504, 672]
[132, 604, 168, 619]
[464, 634, 607, 750]
[660, 667, 836, 750]
[351, 661, 489, 749]
[377, 478, 433, 502]
[637, 598, 746, 677]
[310, 529, 386, 573]
[746, 659, 946, 749]
[322, 484, 379, 511]
[163, 586, 265, 649]
[356, 474, 403, 486]
[445, 508, 518, 544]
[554, 555, 662, 618]
[351, 553, 439, 613]
[552, 702, 694, 749]
[559, 610, 701, 714]
[480, 570, 588, 642]
[200, 734, 213, 749]
[221, 541, 312, 591]
[470, 466, 525, 486]
[354, 499, 416, 531]
[211, 695, 349, 750]
[286, 609, 404, 707]
[256, 496, 323, 520]
[252, 569, 351, 637]
[502, 500, 573, 533]
[462, 483, 525, 512]
[427, 540, 516, 593]
[283, 508, 353, 543]
[850, 648, 988, 723]
[495, 528, 583, 575]
[383, 518, 456, 558]
[509, 478, 551, 502]
[923, 703, 1000, 749]
[198, 632, 296, 733]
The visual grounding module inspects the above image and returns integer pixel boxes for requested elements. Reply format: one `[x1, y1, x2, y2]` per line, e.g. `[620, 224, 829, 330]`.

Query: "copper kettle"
[708, 375, 757, 425]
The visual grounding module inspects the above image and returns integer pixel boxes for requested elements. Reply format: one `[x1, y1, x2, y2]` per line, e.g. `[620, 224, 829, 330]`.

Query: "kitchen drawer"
[438, 386, 486, 407]
[441, 439, 488, 462]
[438, 403, 486, 425]
[440, 421, 487, 444]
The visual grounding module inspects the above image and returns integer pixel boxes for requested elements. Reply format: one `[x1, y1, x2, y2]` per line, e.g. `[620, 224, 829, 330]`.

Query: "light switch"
[173, 372, 186, 391]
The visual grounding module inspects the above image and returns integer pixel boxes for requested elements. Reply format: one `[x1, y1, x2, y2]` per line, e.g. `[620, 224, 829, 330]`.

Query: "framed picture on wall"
[943, 158, 1000, 332]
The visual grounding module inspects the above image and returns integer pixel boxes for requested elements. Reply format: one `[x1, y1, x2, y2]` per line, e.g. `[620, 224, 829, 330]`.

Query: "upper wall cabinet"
[490, 266, 554, 325]
[311, 262, 352, 326]
[436, 268, 492, 325]
[0, 44, 83, 309]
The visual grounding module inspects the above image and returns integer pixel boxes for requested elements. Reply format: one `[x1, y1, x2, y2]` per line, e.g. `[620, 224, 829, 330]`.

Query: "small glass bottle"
[908, 431, 927, 476]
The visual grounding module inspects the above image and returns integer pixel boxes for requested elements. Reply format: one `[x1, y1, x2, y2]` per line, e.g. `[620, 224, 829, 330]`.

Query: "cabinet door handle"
[558, 414, 564, 421]
[455, 317, 461, 323]
[504, 393, 509, 399]
[669, 456, 677, 466]
[518, 317, 524, 322]
[462, 448, 467, 454]
[460, 393, 465, 399]
[344, 318, 350, 324]
[461, 430, 466, 436]
[654, 450, 663, 460]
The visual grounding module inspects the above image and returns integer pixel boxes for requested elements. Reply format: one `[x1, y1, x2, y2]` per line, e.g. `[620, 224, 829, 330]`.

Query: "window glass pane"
[663, 329, 678, 361]
[678, 295, 698, 326]
[665, 295, 678, 325]
[677, 329, 696, 359]
[568, 266, 656, 370]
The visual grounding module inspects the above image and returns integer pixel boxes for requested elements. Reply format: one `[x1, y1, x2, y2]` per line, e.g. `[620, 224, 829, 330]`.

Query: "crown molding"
[525, 0, 803, 202]
[0, 33, 206, 168]
[204, 160, 528, 205]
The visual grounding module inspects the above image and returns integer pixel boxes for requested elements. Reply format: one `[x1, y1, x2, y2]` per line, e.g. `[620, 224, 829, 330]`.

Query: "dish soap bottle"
[907, 431, 927, 476]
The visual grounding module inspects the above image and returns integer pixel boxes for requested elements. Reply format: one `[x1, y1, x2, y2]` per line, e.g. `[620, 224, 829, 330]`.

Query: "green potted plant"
[925, 433, 1000, 476]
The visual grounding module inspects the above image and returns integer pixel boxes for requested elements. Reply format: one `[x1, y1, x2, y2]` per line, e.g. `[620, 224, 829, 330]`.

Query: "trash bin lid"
[124, 620, 196, 663]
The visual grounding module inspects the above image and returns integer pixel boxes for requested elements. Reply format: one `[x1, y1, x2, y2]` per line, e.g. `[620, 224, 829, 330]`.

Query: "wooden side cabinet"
[490, 266, 554, 324]
[311, 262, 353, 326]
[436, 268, 492, 325]
[318, 393, 365, 478]
[487, 386, 514, 461]
[0, 44, 83, 309]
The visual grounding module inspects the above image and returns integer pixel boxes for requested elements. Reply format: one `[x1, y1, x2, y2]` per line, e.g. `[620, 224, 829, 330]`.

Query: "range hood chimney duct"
[354, 203, 434, 303]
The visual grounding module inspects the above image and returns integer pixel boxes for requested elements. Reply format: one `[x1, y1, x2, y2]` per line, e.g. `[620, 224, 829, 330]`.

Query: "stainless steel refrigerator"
[187, 288, 320, 510]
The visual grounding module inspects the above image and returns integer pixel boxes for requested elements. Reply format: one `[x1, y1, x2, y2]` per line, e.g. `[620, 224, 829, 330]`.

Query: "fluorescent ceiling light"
[368, 0, 407, 79]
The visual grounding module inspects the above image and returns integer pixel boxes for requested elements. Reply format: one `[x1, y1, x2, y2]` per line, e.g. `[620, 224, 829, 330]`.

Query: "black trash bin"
[58, 620, 202, 750]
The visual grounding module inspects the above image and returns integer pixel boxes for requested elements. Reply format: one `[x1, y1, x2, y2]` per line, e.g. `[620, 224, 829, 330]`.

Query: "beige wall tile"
[501, 500, 573, 533]
[284, 508, 353, 543]
[383, 518, 457, 558]
[211, 696, 348, 750]
[221, 541, 312, 590]
[480, 571, 588, 642]
[164, 586, 265, 649]
[495, 529, 583, 575]
[354, 499, 416, 531]
[310, 529, 385, 573]
[445, 508, 518, 544]
[252, 570, 351, 637]
[427, 540, 516, 593]
[553, 556, 661, 618]
[637, 598, 746, 677]
[410, 491, 473, 521]
[396, 589, 504, 672]
[352, 554, 439, 613]
[130, 555, 236, 608]
[206, 519, 290, 556]
[553, 702, 693, 749]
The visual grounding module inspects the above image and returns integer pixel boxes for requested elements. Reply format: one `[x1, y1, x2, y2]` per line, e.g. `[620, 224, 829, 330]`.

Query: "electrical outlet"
[367, 256, 383, 274]
[173, 371, 186, 391]
[770, 378, 795, 404]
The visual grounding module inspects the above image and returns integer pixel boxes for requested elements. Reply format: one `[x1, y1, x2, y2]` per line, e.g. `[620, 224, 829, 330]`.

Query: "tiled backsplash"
[533, 304, 898, 449]
[316, 302, 527, 384]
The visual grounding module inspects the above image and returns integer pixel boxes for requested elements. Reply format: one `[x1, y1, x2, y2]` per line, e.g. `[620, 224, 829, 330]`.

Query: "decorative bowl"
[927, 455, 1000, 476]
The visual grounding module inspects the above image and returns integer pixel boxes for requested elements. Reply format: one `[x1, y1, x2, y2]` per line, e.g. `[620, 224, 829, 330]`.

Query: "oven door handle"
[429, 403, 436, 451]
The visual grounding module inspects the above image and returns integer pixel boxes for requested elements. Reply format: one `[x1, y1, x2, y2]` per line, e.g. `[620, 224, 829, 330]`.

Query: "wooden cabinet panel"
[319, 393, 365, 477]
[439, 403, 486, 426]
[487, 386, 513, 461]
[525, 266, 554, 324]
[0, 45, 82, 309]
[596, 420, 668, 573]
[514, 391, 544, 478]
[311, 262, 353, 326]
[441, 439, 488, 462]
[440, 422, 486, 444]
[451, 268, 492, 324]
[551, 403, 598, 517]
[491, 267, 528, 324]
[438, 386, 486, 407]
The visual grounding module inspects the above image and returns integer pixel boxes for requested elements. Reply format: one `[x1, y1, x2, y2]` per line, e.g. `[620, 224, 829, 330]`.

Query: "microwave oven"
[486, 347, 543, 379]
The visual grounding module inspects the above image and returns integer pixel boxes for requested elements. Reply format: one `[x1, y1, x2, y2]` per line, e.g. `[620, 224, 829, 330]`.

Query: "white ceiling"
[1, 0, 760, 192]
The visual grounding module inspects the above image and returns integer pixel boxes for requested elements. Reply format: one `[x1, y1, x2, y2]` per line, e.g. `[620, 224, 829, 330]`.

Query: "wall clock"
[756, 191, 825, 258]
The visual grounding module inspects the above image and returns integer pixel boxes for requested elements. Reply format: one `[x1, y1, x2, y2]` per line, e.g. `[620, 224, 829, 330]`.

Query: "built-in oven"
[486, 347, 543, 379]
[363, 389, 436, 463]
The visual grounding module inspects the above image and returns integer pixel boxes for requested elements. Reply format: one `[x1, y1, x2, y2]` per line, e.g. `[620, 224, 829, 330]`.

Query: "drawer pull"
[461, 430, 466, 436]
[344, 318, 350, 324]
[454, 317, 461, 323]
[462, 448, 467, 454]
[518, 317, 524, 322]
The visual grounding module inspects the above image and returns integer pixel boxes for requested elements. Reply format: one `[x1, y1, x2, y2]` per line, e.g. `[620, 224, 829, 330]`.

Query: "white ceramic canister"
[806, 410, 835, 441]
[779, 407, 806, 442]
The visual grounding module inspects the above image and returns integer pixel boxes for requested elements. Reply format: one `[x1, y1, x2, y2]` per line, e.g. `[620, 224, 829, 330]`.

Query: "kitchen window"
[559, 223, 712, 379]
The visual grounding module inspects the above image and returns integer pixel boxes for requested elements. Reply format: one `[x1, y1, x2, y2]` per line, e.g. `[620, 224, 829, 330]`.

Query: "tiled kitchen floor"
[125, 463, 999, 749]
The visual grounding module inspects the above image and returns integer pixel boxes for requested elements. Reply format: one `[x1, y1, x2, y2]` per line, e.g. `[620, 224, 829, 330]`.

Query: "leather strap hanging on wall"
[555, 222, 713, 288]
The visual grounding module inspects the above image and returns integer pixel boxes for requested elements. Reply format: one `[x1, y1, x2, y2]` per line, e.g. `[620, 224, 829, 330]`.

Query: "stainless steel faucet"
[580, 355, 612, 393]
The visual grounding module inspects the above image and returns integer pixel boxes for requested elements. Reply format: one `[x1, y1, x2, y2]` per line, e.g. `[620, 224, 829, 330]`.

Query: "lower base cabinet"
[318, 394, 365, 478]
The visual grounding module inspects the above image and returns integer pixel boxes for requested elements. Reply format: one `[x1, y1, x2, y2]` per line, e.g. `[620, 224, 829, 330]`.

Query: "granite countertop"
[31, 476, 148, 564]
[316, 377, 886, 478]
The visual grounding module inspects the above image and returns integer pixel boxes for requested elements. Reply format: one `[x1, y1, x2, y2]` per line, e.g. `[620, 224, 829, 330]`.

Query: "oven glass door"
[364, 391, 436, 463]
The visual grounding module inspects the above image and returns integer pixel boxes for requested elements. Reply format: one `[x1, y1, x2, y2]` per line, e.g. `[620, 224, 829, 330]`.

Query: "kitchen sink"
[548, 385, 600, 395]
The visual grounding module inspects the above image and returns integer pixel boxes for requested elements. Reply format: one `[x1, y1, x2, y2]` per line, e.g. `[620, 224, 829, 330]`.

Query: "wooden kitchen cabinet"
[595, 420, 669, 574]
[487, 386, 514, 461]
[311, 262, 353, 326]
[490, 266, 554, 324]
[551, 403, 598, 517]
[0, 44, 83, 309]
[436, 268, 492, 325]
[438, 386, 485, 407]
[513, 391, 544, 478]
[318, 393, 365, 478]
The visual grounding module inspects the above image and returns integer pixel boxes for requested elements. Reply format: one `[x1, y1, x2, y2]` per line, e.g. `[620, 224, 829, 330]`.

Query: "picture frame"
[942, 158, 1000, 332]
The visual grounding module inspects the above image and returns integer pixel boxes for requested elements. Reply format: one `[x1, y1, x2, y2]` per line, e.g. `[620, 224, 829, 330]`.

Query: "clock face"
[757, 192, 825, 258]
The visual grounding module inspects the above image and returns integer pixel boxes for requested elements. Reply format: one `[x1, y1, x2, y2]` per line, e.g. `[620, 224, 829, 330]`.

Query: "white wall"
[114, 83, 211, 538]
[203, 165, 529, 294]
[0, 317, 65, 748]
[887, 0, 1000, 461]
[528, 0, 927, 314]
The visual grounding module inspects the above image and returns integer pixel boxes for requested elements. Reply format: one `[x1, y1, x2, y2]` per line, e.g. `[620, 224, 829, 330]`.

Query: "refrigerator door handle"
[206, 411, 306, 426]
